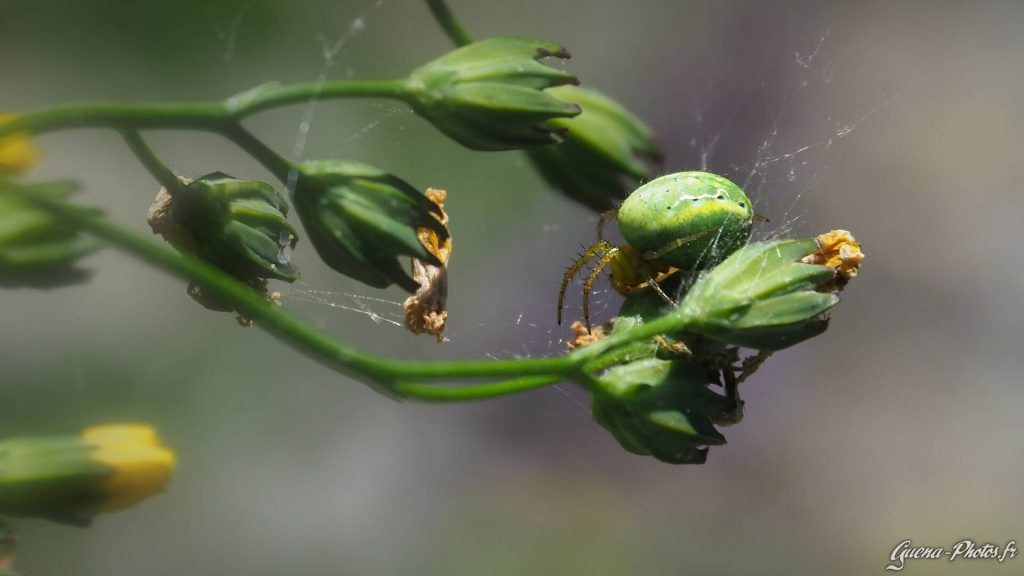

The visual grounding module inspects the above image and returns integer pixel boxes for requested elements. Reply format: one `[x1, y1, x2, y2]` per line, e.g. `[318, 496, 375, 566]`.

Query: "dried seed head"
[801, 229, 864, 283]
[404, 188, 452, 341]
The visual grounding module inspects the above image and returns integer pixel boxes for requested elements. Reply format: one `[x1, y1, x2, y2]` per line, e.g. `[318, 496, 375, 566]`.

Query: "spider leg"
[715, 367, 745, 426]
[736, 350, 773, 385]
[581, 246, 621, 333]
[641, 227, 716, 261]
[558, 240, 613, 326]
[596, 209, 618, 241]
[637, 264, 678, 308]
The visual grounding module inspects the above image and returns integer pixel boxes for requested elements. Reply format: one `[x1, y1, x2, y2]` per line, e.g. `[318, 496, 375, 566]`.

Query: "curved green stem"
[0, 79, 411, 139]
[119, 131, 183, 194]
[391, 375, 564, 402]
[0, 79, 411, 194]
[0, 103, 230, 136]
[234, 79, 410, 117]
[425, 0, 475, 47]
[1, 182, 587, 401]
[218, 124, 297, 184]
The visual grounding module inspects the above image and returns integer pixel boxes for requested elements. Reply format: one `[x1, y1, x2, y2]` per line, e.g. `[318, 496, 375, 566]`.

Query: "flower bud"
[405, 37, 581, 150]
[0, 424, 176, 526]
[148, 172, 300, 286]
[526, 85, 662, 211]
[292, 160, 449, 292]
[591, 356, 731, 464]
[0, 115, 40, 175]
[679, 231, 864, 351]
[0, 179, 99, 288]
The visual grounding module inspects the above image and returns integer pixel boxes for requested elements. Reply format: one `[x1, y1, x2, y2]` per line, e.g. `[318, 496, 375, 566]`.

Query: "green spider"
[558, 171, 756, 332]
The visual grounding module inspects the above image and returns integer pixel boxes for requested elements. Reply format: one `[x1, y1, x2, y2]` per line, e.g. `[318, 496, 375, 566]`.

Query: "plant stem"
[0, 79, 411, 193]
[218, 124, 298, 184]
[119, 131, 183, 194]
[391, 375, 564, 402]
[0, 79, 411, 139]
[425, 0, 475, 47]
[234, 78, 410, 116]
[2, 182, 585, 400]
[577, 311, 693, 371]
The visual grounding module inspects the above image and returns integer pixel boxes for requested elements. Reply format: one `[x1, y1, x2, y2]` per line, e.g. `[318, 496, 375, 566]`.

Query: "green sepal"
[0, 435, 112, 526]
[406, 37, 581, 151]
[172, 172, 300, 283]
[592, 357, 730, 464]
[679, 237, 842, 351]
[0, 178, 100, 288]
[293, 160, 447, 292]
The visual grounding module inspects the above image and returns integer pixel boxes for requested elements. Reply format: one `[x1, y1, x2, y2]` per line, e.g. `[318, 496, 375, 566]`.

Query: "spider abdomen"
[617, 171, 754, 270]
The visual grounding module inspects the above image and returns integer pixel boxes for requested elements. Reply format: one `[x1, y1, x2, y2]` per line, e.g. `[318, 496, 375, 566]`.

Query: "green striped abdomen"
[617, 172, 753, 270]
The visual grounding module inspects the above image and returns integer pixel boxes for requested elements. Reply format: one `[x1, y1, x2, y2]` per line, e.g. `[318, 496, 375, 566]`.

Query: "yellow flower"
[0, 115, 40, 174]
[0, 423, 176, 525]
[81, 424, 177, 513]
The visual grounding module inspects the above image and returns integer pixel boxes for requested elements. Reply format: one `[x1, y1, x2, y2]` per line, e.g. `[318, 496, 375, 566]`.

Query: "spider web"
[206, 3, 883, 396]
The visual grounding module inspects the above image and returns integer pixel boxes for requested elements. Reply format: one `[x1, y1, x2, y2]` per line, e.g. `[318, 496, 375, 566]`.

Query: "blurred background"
[2, 0, 1022, 574]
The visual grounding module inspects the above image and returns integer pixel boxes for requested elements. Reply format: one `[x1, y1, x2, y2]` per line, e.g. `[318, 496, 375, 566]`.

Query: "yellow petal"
[81, 424, 177, 513]
[0, 114, 41, 174]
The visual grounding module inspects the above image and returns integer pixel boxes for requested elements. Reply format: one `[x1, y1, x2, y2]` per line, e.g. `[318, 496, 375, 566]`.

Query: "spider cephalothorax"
[558, 171, 755, 331]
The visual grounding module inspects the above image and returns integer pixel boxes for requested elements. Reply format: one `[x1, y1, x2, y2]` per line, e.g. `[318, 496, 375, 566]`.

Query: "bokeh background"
[2, 1, 1022, 574]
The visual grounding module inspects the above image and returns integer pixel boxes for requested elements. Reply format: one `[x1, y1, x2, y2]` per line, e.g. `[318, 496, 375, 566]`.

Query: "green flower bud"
[0, 424, 176, 526]
[679, 231, 864, 351]
[292, 160, 449, 292]
[0, 179, 99, 288]
[148, 172, 300, 286]
[405, 37, 582, 150]
[592, 356, 731, 464]
[526, 85, 663, 211]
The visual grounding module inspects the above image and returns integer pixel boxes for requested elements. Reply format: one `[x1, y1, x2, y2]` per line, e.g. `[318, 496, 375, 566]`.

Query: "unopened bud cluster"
[585, 231, 863, 463]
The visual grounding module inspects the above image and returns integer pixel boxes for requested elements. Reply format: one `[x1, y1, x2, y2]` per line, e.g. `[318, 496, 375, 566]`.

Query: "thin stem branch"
[235, 78, 410, 117]
[577, 311, 694, 370]
[0, 79, 412, 139]
[391, 375, 564, 402]
[0, 79, 411, 195]
[1, 182, 585, 400]
[425, 0, 475, 47]
[218, 124, 297, 184]
[119, 131, 183, 194]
